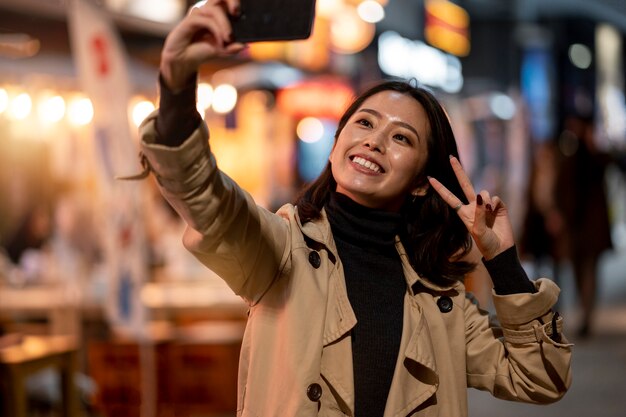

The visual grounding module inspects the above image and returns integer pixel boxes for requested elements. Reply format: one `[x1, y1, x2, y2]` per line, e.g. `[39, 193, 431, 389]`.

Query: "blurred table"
[0, 284, 68, 314]
[140, 279, 248, 322]
[0, 335, 80, 417]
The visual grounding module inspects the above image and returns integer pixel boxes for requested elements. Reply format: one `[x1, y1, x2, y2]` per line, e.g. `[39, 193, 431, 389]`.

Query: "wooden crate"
[87, 335, 241, 416]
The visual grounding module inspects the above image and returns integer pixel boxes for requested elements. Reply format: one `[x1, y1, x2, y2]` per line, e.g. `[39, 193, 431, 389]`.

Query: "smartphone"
[230, 0, 317, 43]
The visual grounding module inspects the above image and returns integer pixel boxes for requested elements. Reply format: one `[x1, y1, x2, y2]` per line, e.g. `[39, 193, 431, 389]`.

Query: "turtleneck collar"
[326, 192, 403, 252]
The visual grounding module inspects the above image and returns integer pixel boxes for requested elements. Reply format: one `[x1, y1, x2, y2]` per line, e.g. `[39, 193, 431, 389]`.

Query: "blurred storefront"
[0, 0, 625, 416]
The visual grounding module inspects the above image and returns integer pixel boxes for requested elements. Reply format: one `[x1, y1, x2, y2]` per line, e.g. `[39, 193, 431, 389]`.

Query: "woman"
[138, 1, 572, 415]
[554, 115, 613, 337]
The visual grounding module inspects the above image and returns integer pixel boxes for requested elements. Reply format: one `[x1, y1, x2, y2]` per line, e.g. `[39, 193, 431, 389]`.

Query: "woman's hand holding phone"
[160, 0, 246, 91]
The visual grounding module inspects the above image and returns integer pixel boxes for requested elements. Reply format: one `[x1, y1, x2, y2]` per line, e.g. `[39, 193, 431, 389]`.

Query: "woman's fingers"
[449, 156, 476, 202]
[193, 0, 238, 13]
[192, 2, 233, 44]
[490, 195, 504, 211]
[223, 42, 247, 54]
[223, 0, 241, 15]
[427, 155, 475, 211]
[472, 192, 488, 234]
[427, 176, 464, 210]
[186, 11, 231, 47]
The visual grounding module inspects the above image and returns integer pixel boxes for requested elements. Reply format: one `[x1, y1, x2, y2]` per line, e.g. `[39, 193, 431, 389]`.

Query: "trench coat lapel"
[384, 239, 466, 416]
[298, 208, 358, 413]
[297, 208, 357, 346]
[384, 293, 439, 417]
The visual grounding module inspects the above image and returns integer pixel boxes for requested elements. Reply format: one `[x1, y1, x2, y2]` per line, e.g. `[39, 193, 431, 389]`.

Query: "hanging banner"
[67, 0, 148, 338]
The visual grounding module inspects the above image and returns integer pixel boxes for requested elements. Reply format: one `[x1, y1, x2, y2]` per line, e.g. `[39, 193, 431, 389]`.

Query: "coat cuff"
[492, 279, 570, 345]
[140, 111, 213, 193]
[492, 278, 559, 326]
[500, 314, 569, 345]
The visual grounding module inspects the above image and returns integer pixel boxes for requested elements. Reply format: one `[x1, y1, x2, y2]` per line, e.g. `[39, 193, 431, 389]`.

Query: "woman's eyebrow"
[359, 108, 421, 141]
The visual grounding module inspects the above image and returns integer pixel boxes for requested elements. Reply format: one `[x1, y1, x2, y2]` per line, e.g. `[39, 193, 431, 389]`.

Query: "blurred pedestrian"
[520, 141, 566, 291]
[3, 204, 52, 265]
[1, 204, 55, 287]
[133, 1, 573, 415]
[555, 115, 613, 338]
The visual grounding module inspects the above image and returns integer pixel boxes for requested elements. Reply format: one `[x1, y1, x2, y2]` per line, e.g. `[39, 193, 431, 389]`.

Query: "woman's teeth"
[352, 156, 381, 173]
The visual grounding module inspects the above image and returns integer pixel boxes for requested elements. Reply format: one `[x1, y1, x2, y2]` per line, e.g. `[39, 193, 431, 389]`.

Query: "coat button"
[308, 251, 321, 269]
[307, 383, 322, 401]
[437, 296, 453, 313]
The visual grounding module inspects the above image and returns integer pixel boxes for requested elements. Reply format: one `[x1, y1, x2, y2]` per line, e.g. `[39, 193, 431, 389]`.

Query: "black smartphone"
[230, 0, 317, 43]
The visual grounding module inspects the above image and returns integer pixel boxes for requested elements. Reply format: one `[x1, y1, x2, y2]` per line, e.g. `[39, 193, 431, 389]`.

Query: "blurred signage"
[68, 0, 148, 339]
[521, 47, 555, 142]
[596, 24, 626, 148]
[424, 0, 470, 57]
[377, 31, 463, 93]
[276, 79, 354, 119]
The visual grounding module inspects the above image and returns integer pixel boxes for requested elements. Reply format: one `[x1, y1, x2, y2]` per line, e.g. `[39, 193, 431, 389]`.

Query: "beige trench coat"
[140, 113, 572, 417]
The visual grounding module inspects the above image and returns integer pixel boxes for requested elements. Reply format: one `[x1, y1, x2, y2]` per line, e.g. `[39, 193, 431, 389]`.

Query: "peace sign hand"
[428, 156, 515, 261]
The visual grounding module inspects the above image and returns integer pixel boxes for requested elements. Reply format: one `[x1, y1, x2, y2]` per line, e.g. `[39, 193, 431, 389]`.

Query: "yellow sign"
[424, 0, 470, 57]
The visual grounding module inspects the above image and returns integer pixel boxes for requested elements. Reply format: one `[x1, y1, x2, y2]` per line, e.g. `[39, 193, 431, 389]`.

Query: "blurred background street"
[0, 0, 625, 416]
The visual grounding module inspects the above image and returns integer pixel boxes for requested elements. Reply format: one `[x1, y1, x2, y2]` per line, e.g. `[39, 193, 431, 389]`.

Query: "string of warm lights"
[0, 81, 239, 129]
[0, 86, 91, 127]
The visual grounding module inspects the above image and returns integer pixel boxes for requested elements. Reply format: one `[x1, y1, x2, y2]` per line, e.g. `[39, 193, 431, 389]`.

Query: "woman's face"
[329, 90, 430, 211]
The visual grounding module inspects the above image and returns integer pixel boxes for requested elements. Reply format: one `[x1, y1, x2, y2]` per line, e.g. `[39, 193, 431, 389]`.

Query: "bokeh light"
[297, 117, 325, 143]
[67, 96, 94, 126]
[330, 6, 375, 54]
[38, 93, 66, 124]
[197, 82, 214, 116]
[569, 43, 592, 69]
[357, 0, 385, 23]
[131, 99, 155, 127]
[212, 84, 237, 114]
[7, 92, 32, 120]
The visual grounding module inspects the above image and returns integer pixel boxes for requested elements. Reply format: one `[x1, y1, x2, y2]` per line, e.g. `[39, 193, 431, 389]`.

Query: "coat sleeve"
[464, 278, 573, 403]
[139, 111, 290, 304]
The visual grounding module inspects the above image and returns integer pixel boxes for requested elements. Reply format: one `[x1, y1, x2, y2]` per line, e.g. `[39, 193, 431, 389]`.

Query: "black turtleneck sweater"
[326, 192, 405, 417]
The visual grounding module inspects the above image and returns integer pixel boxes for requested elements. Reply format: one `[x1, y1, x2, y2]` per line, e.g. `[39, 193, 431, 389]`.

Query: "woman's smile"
[350, 155, 384, 174]
[330, 90, 430, 211]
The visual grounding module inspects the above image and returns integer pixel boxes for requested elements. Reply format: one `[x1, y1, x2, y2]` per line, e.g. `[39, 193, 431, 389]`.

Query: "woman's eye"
[394, 134, 410, 143]
[357, 119, 372, 127]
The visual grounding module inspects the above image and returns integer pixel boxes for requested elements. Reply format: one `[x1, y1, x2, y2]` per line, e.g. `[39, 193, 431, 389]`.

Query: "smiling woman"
[329, 91, 430, 212]
[135, 1, 573, 416]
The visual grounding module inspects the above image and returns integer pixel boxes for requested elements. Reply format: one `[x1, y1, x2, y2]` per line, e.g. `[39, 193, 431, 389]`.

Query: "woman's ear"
[411, 184, 429, 197]
[411, 177, 430, 197]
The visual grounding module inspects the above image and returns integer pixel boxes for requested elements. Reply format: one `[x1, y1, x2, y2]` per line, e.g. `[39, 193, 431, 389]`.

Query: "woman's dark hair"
[294, 80, 475, 284]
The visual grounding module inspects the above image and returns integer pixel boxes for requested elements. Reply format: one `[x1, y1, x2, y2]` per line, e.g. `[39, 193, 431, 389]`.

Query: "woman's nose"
[363, 132, 385, 153]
